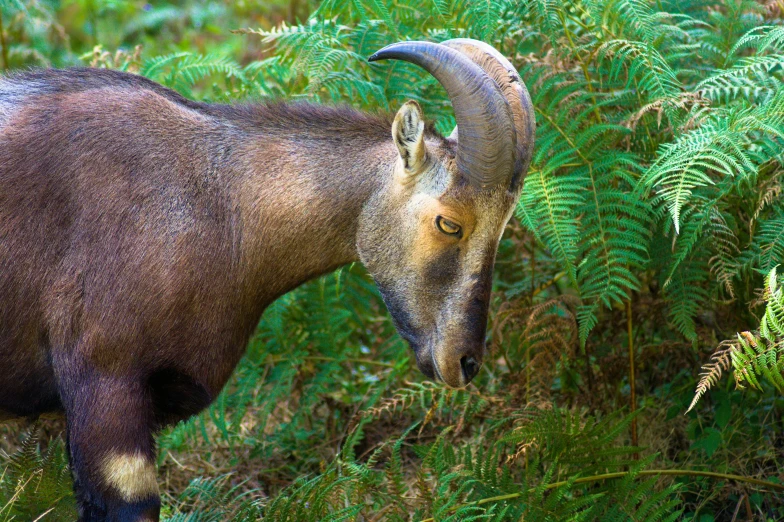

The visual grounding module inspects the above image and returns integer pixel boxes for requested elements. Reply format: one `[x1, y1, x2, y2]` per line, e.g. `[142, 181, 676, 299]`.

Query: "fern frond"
[641, 94, 784, 232]
[0, 429, 76, 522]
[707, 208, 740, 297]
[757, 211, 784, 273]
[688, 342, 733, 412]
[665, 255, 710, 341]
[731, 25, 784, 55]
[697, 54, 784, 104]
[692, 267, 784, 404]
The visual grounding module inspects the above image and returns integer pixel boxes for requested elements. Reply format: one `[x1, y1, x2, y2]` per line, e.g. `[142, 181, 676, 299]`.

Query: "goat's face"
[361, 38, 535, 387]
[358, 101, 520, 388]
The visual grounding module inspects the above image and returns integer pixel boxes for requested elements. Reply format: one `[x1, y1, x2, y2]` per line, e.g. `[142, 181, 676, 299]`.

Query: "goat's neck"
[235, 134, 393, 307]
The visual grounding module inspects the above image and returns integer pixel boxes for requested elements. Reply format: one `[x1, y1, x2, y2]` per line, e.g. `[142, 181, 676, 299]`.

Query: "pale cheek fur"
[102, 451, 159, 502]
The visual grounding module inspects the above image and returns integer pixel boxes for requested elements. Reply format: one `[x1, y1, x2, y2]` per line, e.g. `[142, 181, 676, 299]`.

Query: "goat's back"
[0, 70, 249, 415]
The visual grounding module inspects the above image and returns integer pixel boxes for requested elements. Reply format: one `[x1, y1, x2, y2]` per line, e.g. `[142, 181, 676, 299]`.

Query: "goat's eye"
[435, 216, 462, 237]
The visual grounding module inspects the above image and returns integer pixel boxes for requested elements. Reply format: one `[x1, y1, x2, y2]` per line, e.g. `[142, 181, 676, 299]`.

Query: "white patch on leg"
[101, 451, 159, 501]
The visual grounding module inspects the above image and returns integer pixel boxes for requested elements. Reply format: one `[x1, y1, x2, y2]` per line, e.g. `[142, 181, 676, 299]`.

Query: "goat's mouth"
[401, 335, 438, 381]
[398, 329, 469, 387]
[410, 343, 437, 380]
[430, 349, 446, 384]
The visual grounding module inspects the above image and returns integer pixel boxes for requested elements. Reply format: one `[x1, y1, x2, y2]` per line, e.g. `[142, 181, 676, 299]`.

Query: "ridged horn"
[368, 41, 516, 189]
[441, 38, 536, 190]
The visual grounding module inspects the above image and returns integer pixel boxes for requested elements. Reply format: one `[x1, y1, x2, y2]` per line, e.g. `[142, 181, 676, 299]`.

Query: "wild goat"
[0, 39, 534, 521]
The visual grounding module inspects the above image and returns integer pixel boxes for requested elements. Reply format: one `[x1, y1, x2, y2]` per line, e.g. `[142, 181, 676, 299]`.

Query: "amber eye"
[435, 216, 462, 237]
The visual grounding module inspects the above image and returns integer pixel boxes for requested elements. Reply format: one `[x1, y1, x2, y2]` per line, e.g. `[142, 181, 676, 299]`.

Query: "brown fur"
[0, 68, 521, 521]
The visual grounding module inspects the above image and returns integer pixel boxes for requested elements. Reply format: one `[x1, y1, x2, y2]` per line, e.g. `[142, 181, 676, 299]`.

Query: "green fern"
[0, 429, 76, 522]
[731, 267, 784, 392]
[691, 267, 784, 409]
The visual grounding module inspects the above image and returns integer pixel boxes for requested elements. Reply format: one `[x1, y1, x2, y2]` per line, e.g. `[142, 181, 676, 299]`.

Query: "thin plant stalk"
[527, 235, 535, 404]
[627, 298, 638, 455]
[419, 469, 784, 522]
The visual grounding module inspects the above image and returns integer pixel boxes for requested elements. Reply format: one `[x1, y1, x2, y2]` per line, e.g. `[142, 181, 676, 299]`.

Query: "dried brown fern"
[88, 44, 143, 72]
[349, 381, 505, 433]
[493, 295, 580, 401]
[751, 174, 782, 226]
[687, 341, 734, 412]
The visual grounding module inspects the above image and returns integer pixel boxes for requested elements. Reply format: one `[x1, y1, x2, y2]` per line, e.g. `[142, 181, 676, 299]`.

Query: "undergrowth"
[1, 0, 784, 520]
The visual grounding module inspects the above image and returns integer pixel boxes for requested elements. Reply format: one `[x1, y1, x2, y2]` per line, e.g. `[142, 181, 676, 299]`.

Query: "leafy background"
[1, 0, 784, 520]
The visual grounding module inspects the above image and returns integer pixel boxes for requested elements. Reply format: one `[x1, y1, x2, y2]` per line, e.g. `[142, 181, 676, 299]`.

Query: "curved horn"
[369, 41, 515, 189]
[441, 38, 536, 190]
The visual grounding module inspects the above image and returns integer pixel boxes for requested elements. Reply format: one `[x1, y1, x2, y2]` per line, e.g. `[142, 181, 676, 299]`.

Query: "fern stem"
[532, 271, 565, 298]
[557, 10, 602, 124]
[418, 469, 784, 521]
[528, 236, 535, 403]
[546, 469, 784, 492]
[530, 235, 535, 298]
[627, 299, 638, 455]
[0, 7, 7, 71]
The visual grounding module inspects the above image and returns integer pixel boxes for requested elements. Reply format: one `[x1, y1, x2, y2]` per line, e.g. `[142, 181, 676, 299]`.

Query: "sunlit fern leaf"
[641, 94, 784, 233]
[761, 268, 784, 336]
[696, 0, 766, 67]
[255, 20, 347, 78]
[515, 66, 590, 286]
[140, 52, 191, 80]
[696, 54, 784, 105]
[313, 0, 400, 40]
[731, 25, 784, 55]
[169, 54, 245, 98]
[364, 0, 401, 40]
[242, 56, 294, 98]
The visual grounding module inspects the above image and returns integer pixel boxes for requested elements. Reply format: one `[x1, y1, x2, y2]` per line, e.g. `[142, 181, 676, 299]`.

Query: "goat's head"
[357, 39, 535, 388]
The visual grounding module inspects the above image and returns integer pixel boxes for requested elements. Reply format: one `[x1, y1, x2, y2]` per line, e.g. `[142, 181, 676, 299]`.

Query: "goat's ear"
[392, 101, 427, 176]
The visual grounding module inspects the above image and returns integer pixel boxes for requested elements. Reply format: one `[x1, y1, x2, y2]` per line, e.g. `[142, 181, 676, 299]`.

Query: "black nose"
[460, 356, 481, 383]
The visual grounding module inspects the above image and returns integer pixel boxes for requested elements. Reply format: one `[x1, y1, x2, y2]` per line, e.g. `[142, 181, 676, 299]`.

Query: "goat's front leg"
[60, 371, 160, 522]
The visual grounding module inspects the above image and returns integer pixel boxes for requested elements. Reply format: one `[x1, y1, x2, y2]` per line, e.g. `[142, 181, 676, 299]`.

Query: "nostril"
[460, 356, 481, 383]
